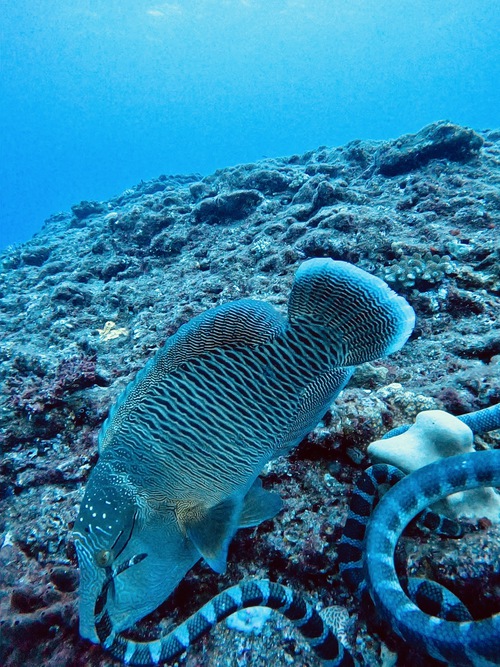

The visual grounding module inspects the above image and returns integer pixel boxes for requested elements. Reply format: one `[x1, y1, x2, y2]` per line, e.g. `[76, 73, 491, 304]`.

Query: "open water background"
[1, 0, 499, 250]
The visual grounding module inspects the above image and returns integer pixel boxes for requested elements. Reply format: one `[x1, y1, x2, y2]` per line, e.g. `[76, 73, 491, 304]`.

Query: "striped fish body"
[74, 259, 415, 642]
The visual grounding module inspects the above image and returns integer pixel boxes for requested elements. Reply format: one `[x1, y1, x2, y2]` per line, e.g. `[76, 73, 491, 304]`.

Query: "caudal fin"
[288, 258, 415, 366]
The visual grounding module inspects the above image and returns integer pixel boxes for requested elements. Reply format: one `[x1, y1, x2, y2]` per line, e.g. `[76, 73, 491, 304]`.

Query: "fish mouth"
[94, 552, 149, 644]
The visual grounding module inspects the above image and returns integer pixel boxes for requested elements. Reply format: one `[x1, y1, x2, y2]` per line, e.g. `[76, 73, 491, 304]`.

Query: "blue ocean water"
[1, 0, 499, 251]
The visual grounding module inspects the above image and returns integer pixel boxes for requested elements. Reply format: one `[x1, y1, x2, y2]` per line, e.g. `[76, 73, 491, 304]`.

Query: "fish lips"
[78, 520, 200, 642]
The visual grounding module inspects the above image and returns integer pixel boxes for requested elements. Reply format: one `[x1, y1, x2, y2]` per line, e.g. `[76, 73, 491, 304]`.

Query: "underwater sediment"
[0, 120, 499, 666]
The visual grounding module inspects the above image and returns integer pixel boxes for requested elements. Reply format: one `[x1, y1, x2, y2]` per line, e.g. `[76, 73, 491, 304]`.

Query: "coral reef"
[375, 120, 484, 176]
[0, 121, 499, 666]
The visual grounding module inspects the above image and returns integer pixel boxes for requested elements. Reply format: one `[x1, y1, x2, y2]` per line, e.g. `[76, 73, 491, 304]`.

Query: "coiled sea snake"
[94, 428, 500, 665]
[338, 463, 464, 600]
[339, 449, 500, 666]
[365, 449, 500, 666]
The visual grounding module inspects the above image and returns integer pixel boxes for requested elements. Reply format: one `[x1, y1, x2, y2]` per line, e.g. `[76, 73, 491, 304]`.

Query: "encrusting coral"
[382, 251, 453, 291]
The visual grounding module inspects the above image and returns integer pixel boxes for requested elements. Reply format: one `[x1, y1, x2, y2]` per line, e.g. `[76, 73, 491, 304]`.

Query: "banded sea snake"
[94, 404, 500, 666]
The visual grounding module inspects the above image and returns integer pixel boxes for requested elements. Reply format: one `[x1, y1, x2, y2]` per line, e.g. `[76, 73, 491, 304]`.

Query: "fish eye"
[95, 549, 114, 568]
[92, 512, 137, 569]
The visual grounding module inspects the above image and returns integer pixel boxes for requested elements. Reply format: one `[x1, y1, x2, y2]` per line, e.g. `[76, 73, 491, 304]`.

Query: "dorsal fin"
[288, 259, 415, 366]
[99, 299, 287, 452]
[157, 298, 286, 368]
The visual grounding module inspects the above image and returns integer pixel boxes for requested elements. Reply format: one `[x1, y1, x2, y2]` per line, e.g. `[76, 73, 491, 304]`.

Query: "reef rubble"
[0, 121, 499, 666]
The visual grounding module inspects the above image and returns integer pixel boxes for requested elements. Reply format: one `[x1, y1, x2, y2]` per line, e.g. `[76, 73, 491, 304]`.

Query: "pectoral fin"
[184, 496, 241, 573]
[181, 480, 282, 573]
[239, 477, 283, 528]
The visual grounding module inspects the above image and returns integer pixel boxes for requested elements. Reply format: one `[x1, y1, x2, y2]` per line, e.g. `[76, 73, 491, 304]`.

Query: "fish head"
[74, 463, 200, 643]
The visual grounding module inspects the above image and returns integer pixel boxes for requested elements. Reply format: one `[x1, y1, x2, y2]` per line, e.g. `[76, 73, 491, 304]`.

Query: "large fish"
[74, 258, 415, 642]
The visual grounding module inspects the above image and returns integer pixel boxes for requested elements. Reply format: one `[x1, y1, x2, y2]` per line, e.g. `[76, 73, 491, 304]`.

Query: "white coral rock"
[367, 409, 500, 522]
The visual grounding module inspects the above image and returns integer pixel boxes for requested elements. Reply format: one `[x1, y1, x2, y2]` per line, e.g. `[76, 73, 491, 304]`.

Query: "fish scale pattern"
[98, 300, 289, 453]
[96, 260, 415, 505]
[106, 325, 352, 501]
[75, 258, 417, 644]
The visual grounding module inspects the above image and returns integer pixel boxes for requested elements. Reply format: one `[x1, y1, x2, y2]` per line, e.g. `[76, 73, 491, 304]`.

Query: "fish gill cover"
[0, 121, 499, 666]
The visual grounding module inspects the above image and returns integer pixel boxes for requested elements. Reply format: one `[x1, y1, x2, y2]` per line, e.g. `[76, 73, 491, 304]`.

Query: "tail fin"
[288, 259, 415, 366]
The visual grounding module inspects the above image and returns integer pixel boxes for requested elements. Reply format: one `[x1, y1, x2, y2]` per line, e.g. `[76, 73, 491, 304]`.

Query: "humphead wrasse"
[74, 258, 415, 643]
